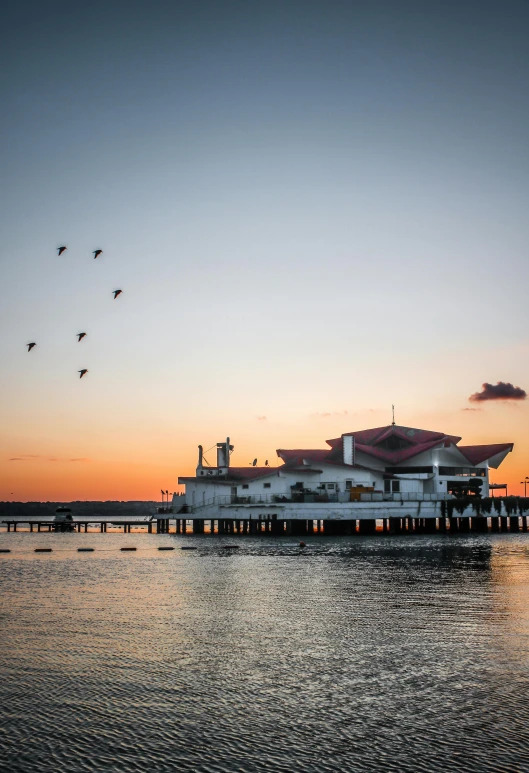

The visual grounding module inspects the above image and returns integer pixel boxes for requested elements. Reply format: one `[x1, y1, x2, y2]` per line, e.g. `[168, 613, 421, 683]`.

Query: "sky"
[1, 0, 528, 501]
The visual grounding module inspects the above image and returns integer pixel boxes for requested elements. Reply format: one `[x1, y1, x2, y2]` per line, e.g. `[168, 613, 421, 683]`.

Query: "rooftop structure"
[177, 426, 513, 509]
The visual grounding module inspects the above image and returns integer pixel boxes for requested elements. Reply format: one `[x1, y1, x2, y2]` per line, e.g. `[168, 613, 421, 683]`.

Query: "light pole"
[521, 477, 529, 497]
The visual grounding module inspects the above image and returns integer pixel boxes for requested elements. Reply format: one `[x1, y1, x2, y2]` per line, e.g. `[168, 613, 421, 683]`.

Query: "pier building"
[173, 425, 513, 532]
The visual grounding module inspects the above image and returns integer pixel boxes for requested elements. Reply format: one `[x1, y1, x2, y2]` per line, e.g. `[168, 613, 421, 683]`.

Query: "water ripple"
[1, 533, 529, 772]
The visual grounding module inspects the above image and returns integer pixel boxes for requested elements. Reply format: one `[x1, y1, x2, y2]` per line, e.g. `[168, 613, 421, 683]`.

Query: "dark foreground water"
[1, 532, 529, 773]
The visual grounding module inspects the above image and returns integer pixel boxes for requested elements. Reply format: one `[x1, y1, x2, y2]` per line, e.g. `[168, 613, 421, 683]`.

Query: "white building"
[175, 425, 513, 522]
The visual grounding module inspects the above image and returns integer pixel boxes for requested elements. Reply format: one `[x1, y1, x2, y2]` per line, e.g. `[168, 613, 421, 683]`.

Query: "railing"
[190, 494, 285, 512]
[187, 491, 453, 513]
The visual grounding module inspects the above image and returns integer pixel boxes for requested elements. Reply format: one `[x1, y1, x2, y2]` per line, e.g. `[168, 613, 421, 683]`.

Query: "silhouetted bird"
[77, 333, 87, 342]
[78, 369, 88, 379]
[252, 458, 257, 467]
[93, 249, 103, 259]
[57, 246, 67, 256]
[112, 289, 122, 299]
[265, 460, 269, 466]
[27, 342, 36, 352]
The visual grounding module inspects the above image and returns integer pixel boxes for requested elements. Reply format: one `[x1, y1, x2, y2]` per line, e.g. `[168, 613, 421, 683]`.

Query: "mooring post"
[473, 517, 488, 533]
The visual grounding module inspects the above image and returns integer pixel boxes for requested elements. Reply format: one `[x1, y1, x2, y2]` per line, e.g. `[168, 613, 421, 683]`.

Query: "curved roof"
[278, 425, 512, 468]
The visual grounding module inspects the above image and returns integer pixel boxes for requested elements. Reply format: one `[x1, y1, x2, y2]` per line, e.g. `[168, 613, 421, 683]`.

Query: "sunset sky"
[1, 0, 528, 501]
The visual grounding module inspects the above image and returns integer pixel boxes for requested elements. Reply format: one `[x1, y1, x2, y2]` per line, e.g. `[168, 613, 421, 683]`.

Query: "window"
[345, 480, 352, 490]
[392, 480, 400, 493]
[386, 466, 433, 474]
[384, 480, 391, 493]
[264, 483, 271, 489]
[438, 467, 486, 477]
[242, 484, 249, 490]
[375, 435, 413, 451]
[327, 483, 335, 490]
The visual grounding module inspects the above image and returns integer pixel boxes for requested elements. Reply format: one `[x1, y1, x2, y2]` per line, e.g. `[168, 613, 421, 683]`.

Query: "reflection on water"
[1, 533, 529, 772]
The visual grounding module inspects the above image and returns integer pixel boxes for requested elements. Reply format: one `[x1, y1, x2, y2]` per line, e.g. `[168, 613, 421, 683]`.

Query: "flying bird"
[78, 369, 88, 379]
[252, 458, 257, 467]
[57, 246, 67, 256]
[112, 289, 122, 299]
[93, 249, 103, 259]
[77, 333, 87, 342]
[27, 342, 36, 352]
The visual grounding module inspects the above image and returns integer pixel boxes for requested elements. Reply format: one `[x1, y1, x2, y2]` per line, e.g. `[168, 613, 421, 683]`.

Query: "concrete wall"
[197, 500, 472, 521]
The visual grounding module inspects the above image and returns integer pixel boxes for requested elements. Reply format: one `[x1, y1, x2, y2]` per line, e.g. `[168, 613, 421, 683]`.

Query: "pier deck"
[2, 512, 529, 536]
[2, 519, 163, 533]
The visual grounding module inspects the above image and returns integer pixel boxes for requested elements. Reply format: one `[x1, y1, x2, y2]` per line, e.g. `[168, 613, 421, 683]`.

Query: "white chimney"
[342, 435, 355, 465]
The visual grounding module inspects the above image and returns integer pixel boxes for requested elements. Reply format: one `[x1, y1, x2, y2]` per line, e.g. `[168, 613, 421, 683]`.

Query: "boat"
[53, 506, 75, 532]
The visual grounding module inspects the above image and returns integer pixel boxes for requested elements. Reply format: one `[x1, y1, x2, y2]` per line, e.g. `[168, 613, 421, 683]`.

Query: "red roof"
[179, 466, 277, 484]
[223, 467, 277, 481]
[279, 425, 512, 468]
[458, 444, 514, 466]
[276, 449, 331, 465]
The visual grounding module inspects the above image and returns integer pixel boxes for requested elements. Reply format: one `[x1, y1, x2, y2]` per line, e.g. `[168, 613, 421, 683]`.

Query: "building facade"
[174, 425, 513, 521]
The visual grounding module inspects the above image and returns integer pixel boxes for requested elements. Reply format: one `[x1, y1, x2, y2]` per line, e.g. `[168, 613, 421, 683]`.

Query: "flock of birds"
[26, 246, 123, 378]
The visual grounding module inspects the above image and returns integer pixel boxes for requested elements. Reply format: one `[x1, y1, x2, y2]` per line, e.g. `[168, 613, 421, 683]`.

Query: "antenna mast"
[392, 405, 395, 426]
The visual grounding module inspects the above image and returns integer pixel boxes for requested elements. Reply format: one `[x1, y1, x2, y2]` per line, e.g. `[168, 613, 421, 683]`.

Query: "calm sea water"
[1, 531, 529, 773]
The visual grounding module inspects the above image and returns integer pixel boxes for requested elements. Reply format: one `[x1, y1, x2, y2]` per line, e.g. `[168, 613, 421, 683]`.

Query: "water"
[1, 532, 529, 773]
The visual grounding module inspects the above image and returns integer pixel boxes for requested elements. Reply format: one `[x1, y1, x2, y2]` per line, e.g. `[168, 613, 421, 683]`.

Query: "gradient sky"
[1, 0, 528, 500]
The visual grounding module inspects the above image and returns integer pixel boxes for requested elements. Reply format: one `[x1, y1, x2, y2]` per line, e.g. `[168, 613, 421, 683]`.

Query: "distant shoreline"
[0, 501, 160, 518]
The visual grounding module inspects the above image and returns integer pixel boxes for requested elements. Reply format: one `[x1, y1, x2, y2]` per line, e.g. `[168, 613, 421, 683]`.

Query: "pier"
[3, 499, 529, 537]
[2, 519, 164, 533]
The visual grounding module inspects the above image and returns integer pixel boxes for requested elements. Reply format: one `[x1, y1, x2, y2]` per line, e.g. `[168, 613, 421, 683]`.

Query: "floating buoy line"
[0, 542, 307, 556]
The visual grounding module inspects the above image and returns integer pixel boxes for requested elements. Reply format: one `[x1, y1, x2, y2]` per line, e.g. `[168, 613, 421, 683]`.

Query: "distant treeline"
[0, 501, 159, 518]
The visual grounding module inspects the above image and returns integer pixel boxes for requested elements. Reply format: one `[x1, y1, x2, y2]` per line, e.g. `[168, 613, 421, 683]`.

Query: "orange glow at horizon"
[1, 401, 528, 501]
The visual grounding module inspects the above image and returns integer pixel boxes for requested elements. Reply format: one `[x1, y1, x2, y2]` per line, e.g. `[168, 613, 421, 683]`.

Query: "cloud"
[7, 454, 91, 463]
[469, 382, 527, 402]
[256, 416, 267, 421]
[312, 410, 349, 418]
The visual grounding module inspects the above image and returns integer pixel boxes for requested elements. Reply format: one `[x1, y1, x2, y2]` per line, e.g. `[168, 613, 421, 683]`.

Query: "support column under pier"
[472, 516, 489, 533]
[358, 519, 376, 535]
[322, 519, 347, 536]
[193, 519, 204, 534]
[510, 515, 520, 532]
[490, 517, 500, 532]
[290, 520, 308, 537]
